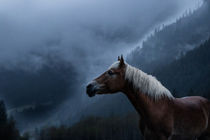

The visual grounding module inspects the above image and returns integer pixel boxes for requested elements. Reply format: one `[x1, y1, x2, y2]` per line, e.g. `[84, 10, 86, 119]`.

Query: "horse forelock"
[124, 64, 174, 100]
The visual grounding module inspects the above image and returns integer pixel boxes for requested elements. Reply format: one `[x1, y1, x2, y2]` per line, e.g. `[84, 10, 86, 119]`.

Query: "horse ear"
[118, 56, 120, 61]
[119, 55, 125, 67]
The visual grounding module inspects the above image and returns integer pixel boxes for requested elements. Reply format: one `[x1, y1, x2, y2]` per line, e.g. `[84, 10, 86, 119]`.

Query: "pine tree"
[0, 100, 7, 125]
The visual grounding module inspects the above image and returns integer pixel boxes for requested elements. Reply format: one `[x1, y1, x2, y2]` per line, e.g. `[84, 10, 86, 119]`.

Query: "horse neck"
[121, 82, 170, 119]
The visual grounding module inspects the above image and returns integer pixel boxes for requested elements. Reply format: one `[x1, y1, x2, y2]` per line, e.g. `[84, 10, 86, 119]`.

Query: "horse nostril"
[86, 82, 97, 97]
[87, 84, 93, 89]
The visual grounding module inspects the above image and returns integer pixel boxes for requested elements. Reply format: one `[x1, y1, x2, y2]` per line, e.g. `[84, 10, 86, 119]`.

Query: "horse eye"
[108, 70, 114, 75]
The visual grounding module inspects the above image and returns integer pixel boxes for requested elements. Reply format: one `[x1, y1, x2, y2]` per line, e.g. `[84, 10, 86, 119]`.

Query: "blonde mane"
[125, 64, 174, 100]
[110, 61, 174, 100]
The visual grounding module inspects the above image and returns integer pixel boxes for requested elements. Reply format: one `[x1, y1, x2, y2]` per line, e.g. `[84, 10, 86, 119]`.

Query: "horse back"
[172, 96, 210, 136]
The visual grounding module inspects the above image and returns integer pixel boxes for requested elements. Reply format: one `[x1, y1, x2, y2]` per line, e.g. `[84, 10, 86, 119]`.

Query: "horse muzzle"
[86, 81, 100, 97]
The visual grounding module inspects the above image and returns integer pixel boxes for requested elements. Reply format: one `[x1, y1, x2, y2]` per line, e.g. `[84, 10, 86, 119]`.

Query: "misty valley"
[0, 0, 210, 140]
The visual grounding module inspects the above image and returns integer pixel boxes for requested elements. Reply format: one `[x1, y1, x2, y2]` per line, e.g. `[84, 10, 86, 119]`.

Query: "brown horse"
[86, 56, 210, 140]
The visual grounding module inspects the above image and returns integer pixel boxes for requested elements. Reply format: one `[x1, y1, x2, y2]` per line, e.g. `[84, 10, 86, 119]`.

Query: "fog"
[0, 0, 201, 130]
[0, 0, 198, 71]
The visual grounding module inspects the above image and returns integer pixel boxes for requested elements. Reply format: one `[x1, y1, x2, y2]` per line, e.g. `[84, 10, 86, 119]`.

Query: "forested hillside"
[154, 38, 210, 97]
[37, 113, 142, 140]
[127, 1, 210, 72]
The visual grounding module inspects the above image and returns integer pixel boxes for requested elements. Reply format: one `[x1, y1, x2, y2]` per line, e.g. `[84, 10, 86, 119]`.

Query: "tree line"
[0, 100, 28, 140]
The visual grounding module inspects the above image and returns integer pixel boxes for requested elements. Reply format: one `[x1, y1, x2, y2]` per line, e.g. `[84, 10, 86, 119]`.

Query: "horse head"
[86, 55, 126, 97]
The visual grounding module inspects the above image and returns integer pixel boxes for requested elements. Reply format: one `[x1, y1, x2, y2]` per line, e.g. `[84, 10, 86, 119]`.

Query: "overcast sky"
[0, 0, 201, 73]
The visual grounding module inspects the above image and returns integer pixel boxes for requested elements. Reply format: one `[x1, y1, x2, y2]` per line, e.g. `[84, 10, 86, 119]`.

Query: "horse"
[86, 56, 210, 140]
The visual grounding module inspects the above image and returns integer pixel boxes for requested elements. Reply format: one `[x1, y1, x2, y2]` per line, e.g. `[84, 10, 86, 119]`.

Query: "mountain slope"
[153, 38, 210, 97]
[0, 57, 77, 108]
[127, 1, 210, 72]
